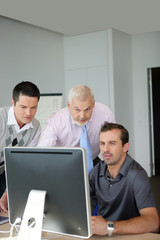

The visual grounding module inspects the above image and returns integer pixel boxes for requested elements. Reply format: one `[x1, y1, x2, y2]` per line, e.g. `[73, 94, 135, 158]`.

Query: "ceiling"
[0, 0, 160, 36]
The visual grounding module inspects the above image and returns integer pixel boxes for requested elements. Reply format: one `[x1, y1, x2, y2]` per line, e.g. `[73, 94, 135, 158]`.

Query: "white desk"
[0, 213, 160, 240]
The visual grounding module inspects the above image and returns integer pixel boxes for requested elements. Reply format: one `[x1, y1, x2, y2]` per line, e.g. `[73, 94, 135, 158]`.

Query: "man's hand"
[91, 216, 108, 235]
[0, 192, 8, 213]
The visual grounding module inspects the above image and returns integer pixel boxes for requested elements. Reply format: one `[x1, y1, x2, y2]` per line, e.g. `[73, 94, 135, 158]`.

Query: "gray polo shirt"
[89, 154, 156, 221]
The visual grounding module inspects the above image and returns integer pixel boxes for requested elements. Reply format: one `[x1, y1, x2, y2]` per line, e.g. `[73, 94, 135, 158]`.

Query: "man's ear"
[124, 142, 129, 152]
[67, 101, 71, 109]
[12, 98, 15, 106]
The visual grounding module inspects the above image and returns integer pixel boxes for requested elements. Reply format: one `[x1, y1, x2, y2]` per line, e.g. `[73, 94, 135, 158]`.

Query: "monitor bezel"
[4, 147, 92, 239]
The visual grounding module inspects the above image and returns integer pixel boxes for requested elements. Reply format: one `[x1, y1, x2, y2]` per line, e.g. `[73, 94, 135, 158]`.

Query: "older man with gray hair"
[38, 85, 115, 169]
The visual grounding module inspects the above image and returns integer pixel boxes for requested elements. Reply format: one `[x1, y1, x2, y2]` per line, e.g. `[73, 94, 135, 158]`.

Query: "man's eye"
[75, 109, 79, 112]
[100, 142, 104, 146]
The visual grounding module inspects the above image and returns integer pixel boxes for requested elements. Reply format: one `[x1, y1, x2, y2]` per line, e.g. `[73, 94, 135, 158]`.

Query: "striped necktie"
[80, 125, 93, 173]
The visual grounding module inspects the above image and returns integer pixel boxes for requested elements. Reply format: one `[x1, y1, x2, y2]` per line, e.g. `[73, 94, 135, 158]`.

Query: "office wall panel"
[0, 16, 64, 106]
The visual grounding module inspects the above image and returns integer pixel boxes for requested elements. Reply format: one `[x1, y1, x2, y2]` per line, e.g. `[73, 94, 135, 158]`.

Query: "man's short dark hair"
[100, 122, 129, 145]
[12, 81, 40, 104]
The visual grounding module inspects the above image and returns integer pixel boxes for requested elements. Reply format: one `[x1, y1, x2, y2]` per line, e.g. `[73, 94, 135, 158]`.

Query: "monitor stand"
[17, 190, 46, 240]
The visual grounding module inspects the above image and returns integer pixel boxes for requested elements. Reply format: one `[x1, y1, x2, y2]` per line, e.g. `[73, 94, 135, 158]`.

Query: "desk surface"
[0, 212, 160, 240]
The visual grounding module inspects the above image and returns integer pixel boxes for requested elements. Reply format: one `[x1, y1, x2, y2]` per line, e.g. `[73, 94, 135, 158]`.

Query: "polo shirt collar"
[99, 161, 107, 176]
[99, 154, 133, 178]
[119, 154, 132, 177]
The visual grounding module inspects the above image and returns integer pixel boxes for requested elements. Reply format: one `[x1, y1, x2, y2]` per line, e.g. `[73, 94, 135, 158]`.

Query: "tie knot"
[83, 125, 86, 130]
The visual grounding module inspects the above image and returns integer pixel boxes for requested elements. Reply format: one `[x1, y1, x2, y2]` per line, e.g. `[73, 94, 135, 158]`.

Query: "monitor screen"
[4, 147, 92, 238]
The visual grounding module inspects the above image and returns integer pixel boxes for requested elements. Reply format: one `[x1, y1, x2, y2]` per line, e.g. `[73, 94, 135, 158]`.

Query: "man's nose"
[80, 111, 85, 118]
[104, 144, 109, 151]
[25, 108, 31, 115]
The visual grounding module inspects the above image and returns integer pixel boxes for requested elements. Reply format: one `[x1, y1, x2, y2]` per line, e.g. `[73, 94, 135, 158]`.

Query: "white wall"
[64, 31, 111, 108]
[132, 31, 160, 176]
[0, 16, 64, 107]
[111, 29, 134, 157]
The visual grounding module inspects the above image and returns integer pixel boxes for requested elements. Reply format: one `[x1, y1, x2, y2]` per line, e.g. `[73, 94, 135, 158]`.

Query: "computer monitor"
[4, 147, 92, 238]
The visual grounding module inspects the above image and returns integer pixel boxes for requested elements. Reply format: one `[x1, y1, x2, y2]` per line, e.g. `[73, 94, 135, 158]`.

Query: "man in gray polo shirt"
[90, 122, 159, 236]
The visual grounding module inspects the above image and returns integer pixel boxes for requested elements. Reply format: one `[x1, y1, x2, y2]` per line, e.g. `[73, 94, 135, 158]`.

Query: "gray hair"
[68, 85, 95, 104]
